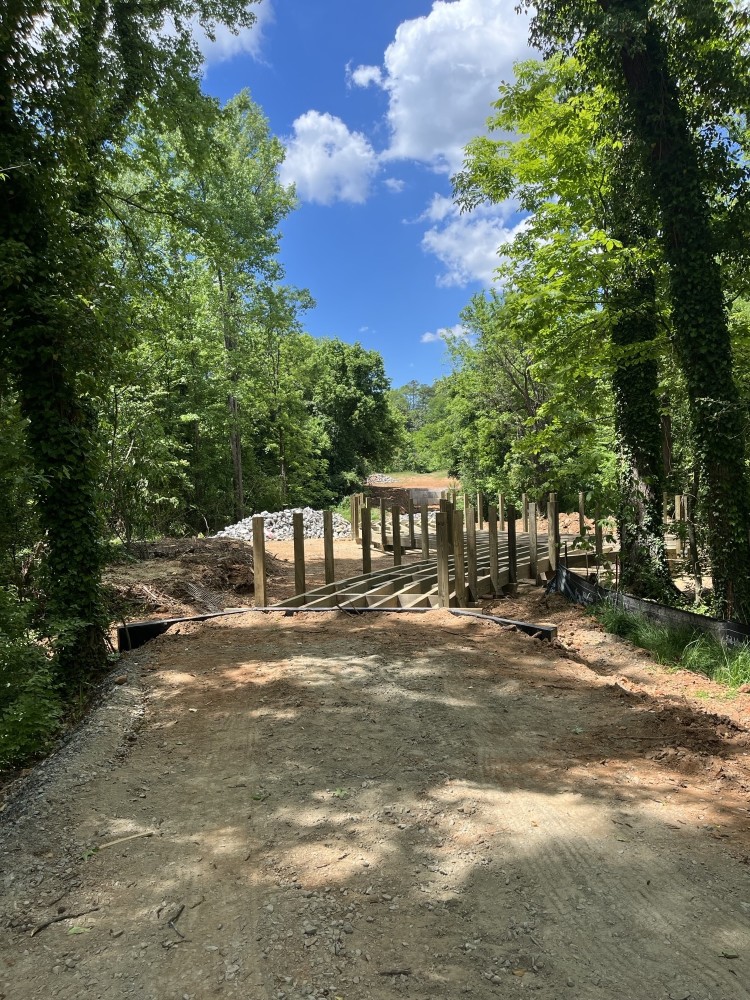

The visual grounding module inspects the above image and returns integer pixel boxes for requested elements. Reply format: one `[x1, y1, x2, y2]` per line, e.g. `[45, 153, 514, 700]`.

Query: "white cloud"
[372, 0, 531, 171]
[420, 198, 523, 287]
[383, 177, 405, 193]
[279, 111, 378, 205]
[190, 2, 274, 66]
[421, 324, 468, 344]
[420, 193, 454, 223]
[349, 63, 383, 88]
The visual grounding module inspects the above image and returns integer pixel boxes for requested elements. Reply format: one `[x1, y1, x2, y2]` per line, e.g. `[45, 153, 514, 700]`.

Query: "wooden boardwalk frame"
[277, 531, 599, 611]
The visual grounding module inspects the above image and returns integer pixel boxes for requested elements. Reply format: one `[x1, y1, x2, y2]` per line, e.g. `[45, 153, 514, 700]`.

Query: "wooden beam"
[436, 512, 450, 608]
[391, 505, 402, 566]
[488, 503, 499, 595]
[477, 491, 484, 530]
[466, 503, 478, 601]
[528, 502, 539, 583]
[323, 510, 335, 584]
[522, 492, 529, 533]
[293, 511, 305, 596]
[408, 497, 416, 548]
[498, 493, 505, 530]
[361, 505, 372, 575]
[252, 516, 267, 607]
[380, 498, 388, 550]
[452, 510, 467, 607]
[420, 504, 430, 560]
[506, 504, 517, 591]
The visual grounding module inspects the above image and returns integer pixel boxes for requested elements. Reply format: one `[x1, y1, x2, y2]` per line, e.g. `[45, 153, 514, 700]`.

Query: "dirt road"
[1, 596, 750, 1000]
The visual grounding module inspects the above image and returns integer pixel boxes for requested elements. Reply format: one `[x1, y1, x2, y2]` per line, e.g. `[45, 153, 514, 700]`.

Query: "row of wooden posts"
[248, 490, 613, 609]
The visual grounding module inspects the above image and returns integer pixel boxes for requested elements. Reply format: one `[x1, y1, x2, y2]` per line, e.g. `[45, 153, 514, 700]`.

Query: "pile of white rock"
[215, 507, 352, 542]
[366, 473, 396, 484]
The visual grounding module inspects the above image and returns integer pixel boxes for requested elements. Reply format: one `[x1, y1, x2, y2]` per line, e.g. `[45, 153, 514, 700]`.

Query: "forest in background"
[4, 0, 750, 767]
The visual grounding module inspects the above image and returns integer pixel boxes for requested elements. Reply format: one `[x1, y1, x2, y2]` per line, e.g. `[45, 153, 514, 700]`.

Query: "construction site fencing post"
[522, 493, 529, 533]
[498, 493, 505, 530]
[323, 510, 335, 584]
[436, 512, 450, 608]
[252, 516, 267, 607]
[293, 512, 306, 596]
[578, 491, 586, 537]
[477, 492, 484, 530]
[488, 504, 499, 595]
[452, 510, 467, 607]
[380, 498, 388, 551]
[361, 505, 372, 575]
[391, 505, 402, 567]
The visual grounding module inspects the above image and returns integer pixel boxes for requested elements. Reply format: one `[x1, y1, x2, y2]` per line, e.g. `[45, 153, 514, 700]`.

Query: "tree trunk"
[608, 255, 675, 600]
[611, 1, 750, 620]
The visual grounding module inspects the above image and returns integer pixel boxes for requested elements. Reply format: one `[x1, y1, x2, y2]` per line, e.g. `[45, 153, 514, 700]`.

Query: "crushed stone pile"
[215, 507, 351, 542]
[366, 473, 396, 484]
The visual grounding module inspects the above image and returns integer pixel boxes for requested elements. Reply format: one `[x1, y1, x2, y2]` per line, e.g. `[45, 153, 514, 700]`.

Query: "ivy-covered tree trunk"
[611, 1, 750, 620]
[608, 264, 675, 599]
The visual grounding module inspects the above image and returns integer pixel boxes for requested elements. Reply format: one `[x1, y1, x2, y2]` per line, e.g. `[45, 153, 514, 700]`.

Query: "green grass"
[592, 601, 750, 689]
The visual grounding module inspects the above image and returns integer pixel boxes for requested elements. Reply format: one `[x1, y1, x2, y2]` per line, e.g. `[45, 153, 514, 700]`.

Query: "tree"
[1, 1, 260, 680]
[518, 0, 750, 618]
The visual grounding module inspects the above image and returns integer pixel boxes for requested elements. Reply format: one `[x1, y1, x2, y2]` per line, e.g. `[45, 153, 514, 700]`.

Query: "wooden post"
[355, 494, 363, 543]
[663, 491, 669, 524]
[477, 491, 484, 530]
[578, 491, 586, 536]
[361, 505, 372, 575]
[462, 491, 469, 513]
[436, 512, 450, 608]
[349, 495, 356, 540]
[498, 493, 505, 530]
[451, 489, 458, 506]
[506, 504, 517, 589]
[391, 505, 402, 566]
[548, 492, 559, 572]
[293, 511, 306, 596]
[488, 504, 499, 594]
[408, 497, 416, 548]
[445, 499, 455, 554]
[674, 493, 682, 522]
[522, 492, 529, 533]
[380, 498, 388, 550]
[528, 501, 539, 582]
[452, 510, 467, 607]
[420, 504, 430, 559]
[323, 510, 335, 584]
[252, 516, 267, 607]
[466, 503, 478, 601]
[595, 505, 603, 561]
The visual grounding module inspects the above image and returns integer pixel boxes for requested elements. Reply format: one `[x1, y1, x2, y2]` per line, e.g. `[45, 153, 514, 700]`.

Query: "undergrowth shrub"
[0, 588, 63, 768]
[592, 601, 750, 688]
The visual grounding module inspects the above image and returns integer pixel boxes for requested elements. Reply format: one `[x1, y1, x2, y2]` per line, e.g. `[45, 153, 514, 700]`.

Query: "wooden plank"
[380, 498, 388, 550]
[349, 495, 356, 540]
[466, 503, 478, 601]
[421, 504, 430, 560]
[477, 491, 484, 530]
[391, 505, 402, 566]
[548, 492, 559, 572]
[324, 510, 335, 584]
[578, 491, 586, 537]
[488, 504, 499, 595]
[408, 498, 416, 548]
[522, 492, 529, 533]
[506, 504, 517, 590]
[528, 502, 539, 582]
[498, 493, 505, 530]
[361, 505, 372, 575]
[293, 511, 306, 596]
[436, 512, 450, 608]
[452, 510, 467, 607]
[252, 516, 267, 607]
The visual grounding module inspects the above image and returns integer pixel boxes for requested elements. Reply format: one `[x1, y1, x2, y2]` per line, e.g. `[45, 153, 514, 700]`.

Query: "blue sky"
[196, 0, 533, 388]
